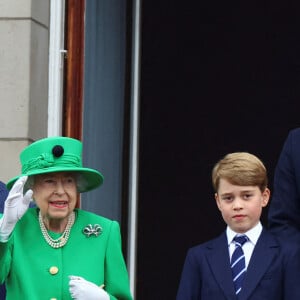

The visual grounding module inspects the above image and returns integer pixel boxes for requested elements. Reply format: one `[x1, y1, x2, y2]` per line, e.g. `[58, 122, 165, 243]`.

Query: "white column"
[47, 0, 66, 136]
[128, 0, 142, 298]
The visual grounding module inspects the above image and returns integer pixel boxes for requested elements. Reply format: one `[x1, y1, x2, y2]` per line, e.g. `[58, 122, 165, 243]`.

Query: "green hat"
[6, 136, 104, 193]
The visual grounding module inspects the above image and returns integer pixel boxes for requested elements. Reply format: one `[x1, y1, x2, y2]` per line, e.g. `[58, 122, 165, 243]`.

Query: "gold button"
[49, 266, 59, 275]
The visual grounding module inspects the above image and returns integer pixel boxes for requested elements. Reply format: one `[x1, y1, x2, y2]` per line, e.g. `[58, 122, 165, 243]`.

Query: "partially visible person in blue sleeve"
[0, 181, 8, 300]
[268, 128, 300, 238]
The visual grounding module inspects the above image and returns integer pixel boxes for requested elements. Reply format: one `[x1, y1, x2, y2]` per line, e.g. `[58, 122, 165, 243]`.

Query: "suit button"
[49, 266, 59, 275]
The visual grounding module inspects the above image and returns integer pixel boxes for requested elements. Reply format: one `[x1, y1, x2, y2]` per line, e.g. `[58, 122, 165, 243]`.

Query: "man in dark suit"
[177, 152, 300, 299]
[268, 128, 300, 238]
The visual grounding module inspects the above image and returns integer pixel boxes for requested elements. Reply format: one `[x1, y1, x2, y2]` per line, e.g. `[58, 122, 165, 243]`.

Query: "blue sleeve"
[268, 128, 300, 238]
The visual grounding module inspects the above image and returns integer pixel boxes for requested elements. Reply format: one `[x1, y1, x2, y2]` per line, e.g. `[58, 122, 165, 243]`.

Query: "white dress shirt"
[227, 222, 262, 268]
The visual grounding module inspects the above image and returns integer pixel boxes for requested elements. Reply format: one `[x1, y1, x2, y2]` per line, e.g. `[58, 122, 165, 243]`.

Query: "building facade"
[0, 0, 49, 183]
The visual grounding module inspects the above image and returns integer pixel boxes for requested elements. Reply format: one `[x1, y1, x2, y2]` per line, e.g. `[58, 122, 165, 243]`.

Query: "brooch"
[82, 224, 103, 237]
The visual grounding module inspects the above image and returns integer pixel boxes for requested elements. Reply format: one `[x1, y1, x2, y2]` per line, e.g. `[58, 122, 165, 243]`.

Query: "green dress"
[0, 208, 133, 300]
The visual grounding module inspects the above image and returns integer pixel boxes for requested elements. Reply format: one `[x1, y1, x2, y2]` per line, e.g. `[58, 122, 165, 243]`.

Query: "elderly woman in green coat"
[0, 136, 133, 300]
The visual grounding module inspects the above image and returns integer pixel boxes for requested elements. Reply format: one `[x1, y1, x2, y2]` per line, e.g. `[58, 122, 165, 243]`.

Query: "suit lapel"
[206, 232, 236, 300]
[239, 229, 279, 300]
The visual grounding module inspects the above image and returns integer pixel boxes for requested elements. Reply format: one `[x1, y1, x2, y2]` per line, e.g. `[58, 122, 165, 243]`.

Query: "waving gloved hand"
[69, 276, 109, 300]
[0, 176, 33, 241]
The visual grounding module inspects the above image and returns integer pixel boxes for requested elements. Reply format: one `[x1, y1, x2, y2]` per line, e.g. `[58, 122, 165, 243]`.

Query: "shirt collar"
[226, 222, 262, 246]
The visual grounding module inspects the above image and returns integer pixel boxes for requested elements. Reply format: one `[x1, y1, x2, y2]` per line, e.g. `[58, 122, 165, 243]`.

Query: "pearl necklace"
[39, 211, 75, 248]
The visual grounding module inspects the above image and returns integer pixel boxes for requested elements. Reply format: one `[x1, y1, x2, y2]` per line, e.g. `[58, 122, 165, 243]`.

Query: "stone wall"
[0, 0, 49, 183]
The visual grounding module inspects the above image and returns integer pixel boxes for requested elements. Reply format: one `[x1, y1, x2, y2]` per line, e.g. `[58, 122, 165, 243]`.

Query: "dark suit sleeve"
[283, 242, 300, 299]
[176, 248, 201, 300]
[268, 128, 300, 237]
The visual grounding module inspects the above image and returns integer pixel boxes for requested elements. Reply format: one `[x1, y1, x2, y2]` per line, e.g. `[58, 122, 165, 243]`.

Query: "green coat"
[0, 208, 133, 300]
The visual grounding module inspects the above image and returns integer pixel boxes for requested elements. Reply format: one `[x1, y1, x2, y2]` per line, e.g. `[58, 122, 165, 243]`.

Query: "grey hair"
[27, 172, 85, 193]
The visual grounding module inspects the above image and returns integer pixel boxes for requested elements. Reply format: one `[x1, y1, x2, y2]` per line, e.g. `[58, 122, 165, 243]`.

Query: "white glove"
[69, 275, 109, 300]
[0, 176, 33, 242]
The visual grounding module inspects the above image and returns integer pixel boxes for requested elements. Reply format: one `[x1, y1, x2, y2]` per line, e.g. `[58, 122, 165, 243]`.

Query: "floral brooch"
[82, 224, 103, 237]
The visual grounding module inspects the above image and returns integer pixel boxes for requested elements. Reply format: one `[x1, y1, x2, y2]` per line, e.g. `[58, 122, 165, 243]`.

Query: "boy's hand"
[0, 176, 33, 241]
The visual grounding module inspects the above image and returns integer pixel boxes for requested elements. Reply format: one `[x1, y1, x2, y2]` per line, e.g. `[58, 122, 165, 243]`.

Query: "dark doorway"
[136, 1, 300, 299]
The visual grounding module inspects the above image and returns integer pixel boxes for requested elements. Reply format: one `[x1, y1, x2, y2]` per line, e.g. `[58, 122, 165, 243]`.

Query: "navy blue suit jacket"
[0, 181, 7, 300]
[0, 182, 8, 214]
[176, 229, 300, 300]
[268, 128, 300, 238]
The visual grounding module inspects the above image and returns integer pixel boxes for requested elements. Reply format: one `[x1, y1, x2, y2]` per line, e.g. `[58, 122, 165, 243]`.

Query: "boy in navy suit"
[177, 152, 300, 300]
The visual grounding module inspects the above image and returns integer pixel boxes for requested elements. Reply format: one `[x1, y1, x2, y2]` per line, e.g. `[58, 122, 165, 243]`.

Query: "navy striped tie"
[231, 235, 249, 295]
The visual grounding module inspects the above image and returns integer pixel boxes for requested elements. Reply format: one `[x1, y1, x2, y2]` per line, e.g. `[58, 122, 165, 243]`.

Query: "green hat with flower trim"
[6, 136, 104, 192]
